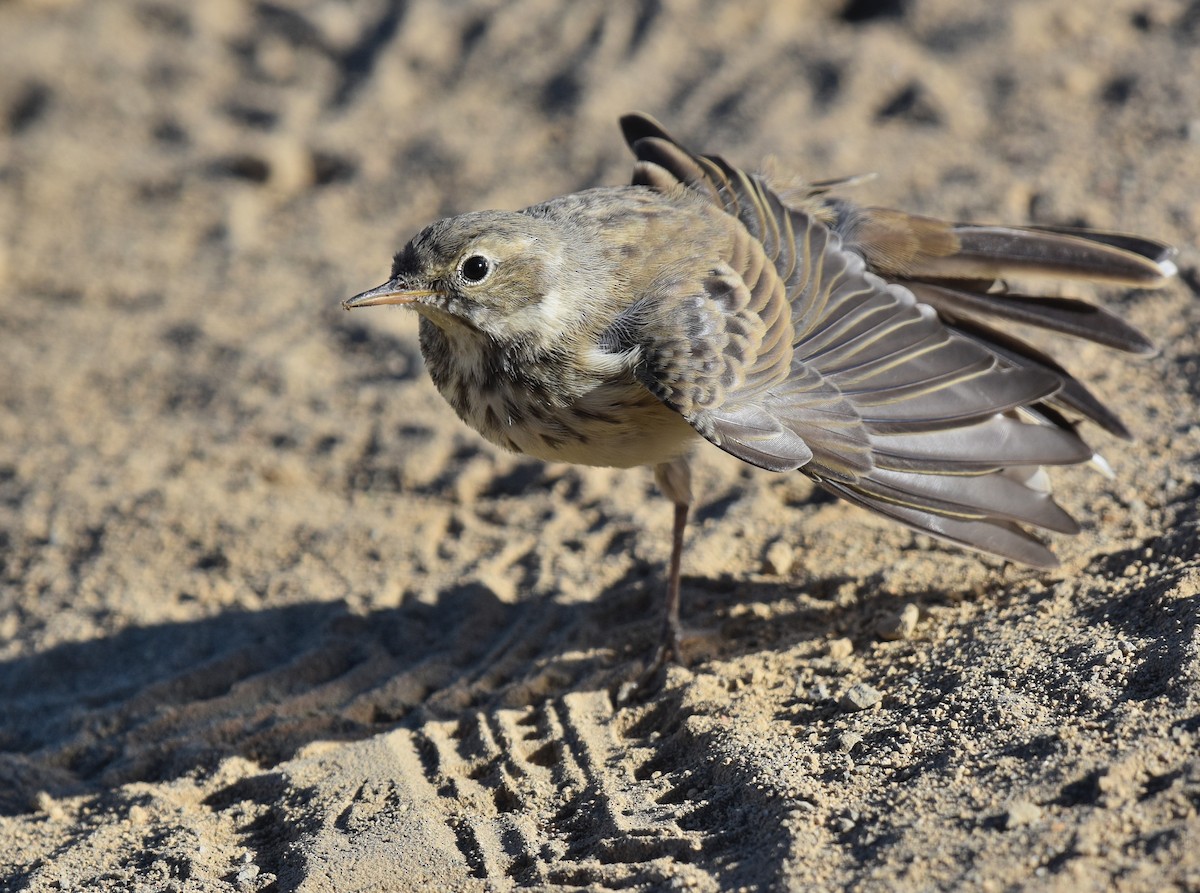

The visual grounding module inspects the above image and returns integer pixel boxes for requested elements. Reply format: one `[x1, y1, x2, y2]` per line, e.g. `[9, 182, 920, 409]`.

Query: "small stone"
[876, 603, 919, 641]
[236, 863, 260, 890]
[836, 731, 864, 753]
[616, 680, 640, 704]
[35, 791, 65, 822]
[763, 540, 795, 576]
[840, 683, 882, 712]
[806, 680, 832, 702]
[1096, 767, 1138, 808]
[255, 34, 297, 81]
[1003, 800, 1042, 829]
[266, 137, 315, 197]
[828, 637, 853, 660]
[1073, 827, 1101, 856]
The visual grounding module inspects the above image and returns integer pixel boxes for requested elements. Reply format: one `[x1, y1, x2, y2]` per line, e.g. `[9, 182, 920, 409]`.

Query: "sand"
[2, 0, 1199, 890]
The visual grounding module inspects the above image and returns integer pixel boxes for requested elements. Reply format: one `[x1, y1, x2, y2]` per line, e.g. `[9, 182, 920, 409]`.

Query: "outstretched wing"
[620, 112, 1174, 439]
[616, 112, 1145, 566]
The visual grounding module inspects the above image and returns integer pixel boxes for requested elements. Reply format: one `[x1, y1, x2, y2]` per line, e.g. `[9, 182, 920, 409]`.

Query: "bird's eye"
[460, 255, 491, 283]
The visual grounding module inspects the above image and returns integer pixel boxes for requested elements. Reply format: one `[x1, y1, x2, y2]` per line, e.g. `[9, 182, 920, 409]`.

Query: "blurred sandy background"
[1, 0, 1199, 890]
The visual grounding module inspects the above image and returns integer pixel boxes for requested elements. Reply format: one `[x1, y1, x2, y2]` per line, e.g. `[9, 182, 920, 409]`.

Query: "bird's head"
[343, 210, 598, 347]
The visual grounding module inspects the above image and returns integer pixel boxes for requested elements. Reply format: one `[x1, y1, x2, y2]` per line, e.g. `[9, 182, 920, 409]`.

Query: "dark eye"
[461, 255, 491, 283]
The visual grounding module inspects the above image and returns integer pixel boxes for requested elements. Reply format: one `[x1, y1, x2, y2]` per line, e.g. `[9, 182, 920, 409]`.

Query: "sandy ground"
[2, 0, 1199, 890]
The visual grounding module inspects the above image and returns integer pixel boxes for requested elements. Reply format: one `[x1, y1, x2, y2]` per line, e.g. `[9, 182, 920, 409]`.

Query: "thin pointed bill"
[342, 280, 438, 310]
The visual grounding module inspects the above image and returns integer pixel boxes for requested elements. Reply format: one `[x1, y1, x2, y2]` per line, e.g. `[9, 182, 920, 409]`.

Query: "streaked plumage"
[344, 113, 1177, 662]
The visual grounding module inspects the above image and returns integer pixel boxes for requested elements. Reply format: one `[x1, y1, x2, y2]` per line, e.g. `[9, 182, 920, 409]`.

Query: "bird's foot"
[616, 619, 687, 703]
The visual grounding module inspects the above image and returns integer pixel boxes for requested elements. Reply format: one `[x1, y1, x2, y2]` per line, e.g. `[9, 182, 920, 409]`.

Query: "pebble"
[836, 731, 864, 753]
[35, 791, 65, 822]
[876, 603, 919, 641]
[807, 680, 832, 702]
[828, 637, 854, 660]
[763, 540, 794, 576]
[1003, 800, 1042, 829]
[236, 863, 260, 889]
[267, 137, 316, 198]
[840, 683, 882, 712]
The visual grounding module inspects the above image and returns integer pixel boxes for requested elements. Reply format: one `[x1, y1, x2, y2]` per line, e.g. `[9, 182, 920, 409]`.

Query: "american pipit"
[344, 113, 1176, 664]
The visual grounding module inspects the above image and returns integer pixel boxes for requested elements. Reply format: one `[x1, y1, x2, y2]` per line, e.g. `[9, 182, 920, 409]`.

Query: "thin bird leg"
[650, 456, 694, 668]
[660, 500, 689, 662]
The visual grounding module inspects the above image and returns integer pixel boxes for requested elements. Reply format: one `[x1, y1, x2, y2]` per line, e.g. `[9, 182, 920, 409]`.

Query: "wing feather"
[616, 111, 1168, 566]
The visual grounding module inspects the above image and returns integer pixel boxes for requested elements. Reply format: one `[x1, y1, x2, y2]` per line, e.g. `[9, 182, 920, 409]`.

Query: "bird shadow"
[0, 546, 1023, 816]
[0, 583, 537, 812]
[0, 552, 902, 811]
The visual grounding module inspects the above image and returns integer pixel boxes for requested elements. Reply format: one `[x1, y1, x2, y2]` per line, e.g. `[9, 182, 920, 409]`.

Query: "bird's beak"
[342, 279, 438, 310]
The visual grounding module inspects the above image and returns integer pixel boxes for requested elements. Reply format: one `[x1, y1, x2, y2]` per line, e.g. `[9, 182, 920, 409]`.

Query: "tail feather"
[1013, 224, 1178, 279]
[931, 224, 1176, 286]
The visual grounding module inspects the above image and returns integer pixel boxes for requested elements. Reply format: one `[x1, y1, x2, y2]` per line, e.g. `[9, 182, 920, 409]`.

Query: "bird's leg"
[651, 456, 693, 667]
[660, 500, 689, 662]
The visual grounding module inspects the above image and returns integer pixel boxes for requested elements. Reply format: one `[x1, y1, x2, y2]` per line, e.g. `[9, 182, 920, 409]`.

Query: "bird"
[343, 112, 1177, 666]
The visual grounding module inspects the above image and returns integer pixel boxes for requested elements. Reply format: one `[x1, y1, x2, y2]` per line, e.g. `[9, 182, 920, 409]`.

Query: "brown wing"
[620, 112, 1175, 440]
[617, 112, 1148, 566]
[606, 233, 829, 476]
